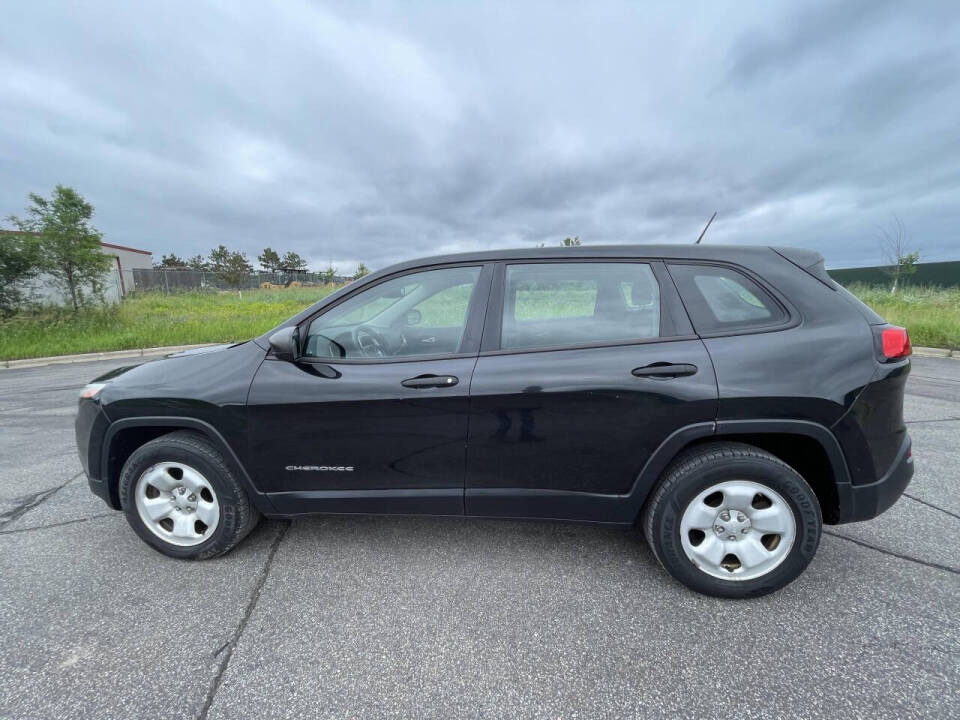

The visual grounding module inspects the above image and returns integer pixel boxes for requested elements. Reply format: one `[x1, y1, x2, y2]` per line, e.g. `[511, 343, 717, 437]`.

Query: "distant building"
[99, 242, 153, 297]
[0, 230, 152, 304]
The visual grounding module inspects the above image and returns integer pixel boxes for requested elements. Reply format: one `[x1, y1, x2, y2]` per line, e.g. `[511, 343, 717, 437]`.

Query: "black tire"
[118, 430, 261, 559]
[642, 442, 822, 598]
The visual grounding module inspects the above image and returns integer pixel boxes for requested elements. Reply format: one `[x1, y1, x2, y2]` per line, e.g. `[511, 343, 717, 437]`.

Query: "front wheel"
[642, 442, 822, 598]
[119, 430, 261, 559]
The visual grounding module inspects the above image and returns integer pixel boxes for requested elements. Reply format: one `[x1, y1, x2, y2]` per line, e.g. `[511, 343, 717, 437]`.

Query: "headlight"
[79, 383, 106, 399]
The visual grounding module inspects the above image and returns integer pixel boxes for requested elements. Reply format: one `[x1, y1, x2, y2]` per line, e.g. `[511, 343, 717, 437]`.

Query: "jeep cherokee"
[76, 245, 914, 597]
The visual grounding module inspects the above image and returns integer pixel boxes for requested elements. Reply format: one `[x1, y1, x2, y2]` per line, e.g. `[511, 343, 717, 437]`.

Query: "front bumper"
[836, 433, 913, 523]
[75, 398, 115, 508]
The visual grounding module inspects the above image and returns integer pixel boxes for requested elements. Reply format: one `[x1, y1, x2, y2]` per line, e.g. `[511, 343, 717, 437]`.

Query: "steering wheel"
[353, 325, 389, 358]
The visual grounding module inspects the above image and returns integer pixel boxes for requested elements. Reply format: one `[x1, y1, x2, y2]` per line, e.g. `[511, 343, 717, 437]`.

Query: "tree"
[320, 264, 338, 284]
[258, 247, 281, 272]
[208, 244, 232, 271]
[6, 185, 112, 311]
[0, 230, 40, 315]
[353, 262, 370, 280]
[877, 215, 920, 294]
[155, 253, 187, 269]
[560, 236, 582, 247]
[223, 252, 253, 289]
[187, 254, 209, 271]
[208, 244, 252, 289]
[280, 251, 309, 273]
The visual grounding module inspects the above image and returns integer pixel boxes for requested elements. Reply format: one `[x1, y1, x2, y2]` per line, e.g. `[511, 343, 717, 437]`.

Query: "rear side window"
[501, 262, 660, 350]
[668, 263, 786, 333]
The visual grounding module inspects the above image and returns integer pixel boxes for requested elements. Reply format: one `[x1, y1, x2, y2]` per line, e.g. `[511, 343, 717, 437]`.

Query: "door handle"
[401, 374, 459, 389]
[631, 363, 697, 379]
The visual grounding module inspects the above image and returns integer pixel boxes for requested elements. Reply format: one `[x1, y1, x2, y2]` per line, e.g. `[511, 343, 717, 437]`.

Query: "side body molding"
[624, 418, 852, 522]
[470, 418, 853, 525]
[102, 416, 277, 514]
[101, 417, 852, 523]
[713, 419, 852, 484]
[712, 418, 854, 523]
[629, 419, 852, 493]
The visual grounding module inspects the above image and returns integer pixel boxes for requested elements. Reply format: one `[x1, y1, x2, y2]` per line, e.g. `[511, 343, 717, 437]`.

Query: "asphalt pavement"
[1, 356, 958, 719]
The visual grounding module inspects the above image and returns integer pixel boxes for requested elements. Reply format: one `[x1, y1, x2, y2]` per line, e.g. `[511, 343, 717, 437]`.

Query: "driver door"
[245, 263, 492, 516]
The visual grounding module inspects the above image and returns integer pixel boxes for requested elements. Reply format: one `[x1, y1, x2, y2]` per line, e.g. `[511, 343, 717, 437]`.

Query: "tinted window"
[668, 263, 786, 333]
[304, 266, 481, 359]
[501, 263, 659, 350]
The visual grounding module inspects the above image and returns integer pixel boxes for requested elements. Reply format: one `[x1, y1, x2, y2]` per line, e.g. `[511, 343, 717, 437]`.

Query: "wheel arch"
[102, 417, 275, 513]
[630, 419, 850, 524]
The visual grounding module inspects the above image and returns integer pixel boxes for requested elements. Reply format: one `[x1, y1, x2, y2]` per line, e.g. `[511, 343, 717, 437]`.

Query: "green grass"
[1, 282, 958, 361]
[844, 284, 960, 350]
[0, 287, 342, 361]
[515, 287, 597, 320]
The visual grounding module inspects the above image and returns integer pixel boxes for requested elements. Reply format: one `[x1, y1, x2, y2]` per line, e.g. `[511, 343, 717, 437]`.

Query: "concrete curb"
[1, 342, 955, 370]
[912, 346, 956, 359]
[1, 343, 220, 370]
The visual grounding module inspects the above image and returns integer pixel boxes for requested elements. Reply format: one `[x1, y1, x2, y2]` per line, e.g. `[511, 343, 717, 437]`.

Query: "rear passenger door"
[465, 260, 718, 522]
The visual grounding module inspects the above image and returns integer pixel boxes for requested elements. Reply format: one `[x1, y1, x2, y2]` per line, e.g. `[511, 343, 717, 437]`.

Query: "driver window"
[303, 266, 482, 360]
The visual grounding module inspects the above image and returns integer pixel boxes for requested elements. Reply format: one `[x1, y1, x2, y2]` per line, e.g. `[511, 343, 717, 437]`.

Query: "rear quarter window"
[668, 263, 787, 334]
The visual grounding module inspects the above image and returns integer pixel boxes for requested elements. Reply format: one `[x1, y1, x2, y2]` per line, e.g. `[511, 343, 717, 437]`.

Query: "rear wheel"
[119, 431, 261, 559]
[642, 442, 821, 598]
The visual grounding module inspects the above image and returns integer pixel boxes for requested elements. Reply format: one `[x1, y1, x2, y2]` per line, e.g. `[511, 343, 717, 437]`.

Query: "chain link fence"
[132, 269, 348, 292]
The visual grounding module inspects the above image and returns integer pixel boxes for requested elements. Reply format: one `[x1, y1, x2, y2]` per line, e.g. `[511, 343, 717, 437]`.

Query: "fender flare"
[625, 418, 852, 518]
[101, 416, 276, 513]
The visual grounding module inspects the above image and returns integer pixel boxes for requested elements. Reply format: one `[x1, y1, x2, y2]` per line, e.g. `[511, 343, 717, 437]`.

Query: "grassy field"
[845, 284, 960, 350]
[1, 283, 958, 361]
[0, 287, 342, 361]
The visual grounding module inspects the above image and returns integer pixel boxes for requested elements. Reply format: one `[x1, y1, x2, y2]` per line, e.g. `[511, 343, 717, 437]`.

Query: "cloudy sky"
[2, 0, 958, 272]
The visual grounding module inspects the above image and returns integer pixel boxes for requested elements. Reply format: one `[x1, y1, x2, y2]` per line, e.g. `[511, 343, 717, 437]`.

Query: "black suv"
[76, 245, 913, 597]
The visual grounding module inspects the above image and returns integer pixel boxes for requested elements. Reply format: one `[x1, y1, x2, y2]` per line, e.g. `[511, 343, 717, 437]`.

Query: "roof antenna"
[695, 211, 717, 244]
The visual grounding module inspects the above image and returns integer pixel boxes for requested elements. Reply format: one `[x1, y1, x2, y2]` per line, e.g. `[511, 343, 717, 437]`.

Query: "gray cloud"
[2, 0, 958, 272]
[727, 0, 893, 83]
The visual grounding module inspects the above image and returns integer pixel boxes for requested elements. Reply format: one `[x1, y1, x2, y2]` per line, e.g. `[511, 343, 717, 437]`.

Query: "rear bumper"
[836, 433, 913, 523]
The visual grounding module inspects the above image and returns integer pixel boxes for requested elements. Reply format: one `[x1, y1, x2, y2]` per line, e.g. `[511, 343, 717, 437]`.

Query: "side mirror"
[404, 309, 422, 326]
[269, 326, 301, 362]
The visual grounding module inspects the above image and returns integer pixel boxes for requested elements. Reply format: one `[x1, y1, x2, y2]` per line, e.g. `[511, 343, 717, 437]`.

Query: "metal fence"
[828, 260, 960, 288]
[132, 268, 348, 292]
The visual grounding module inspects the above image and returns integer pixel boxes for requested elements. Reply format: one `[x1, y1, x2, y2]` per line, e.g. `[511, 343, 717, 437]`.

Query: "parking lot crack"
[0, 472, 81, 529]
[0, 512, 116, 535]
[823, 529, 959, 576]
[196, 520, 291, 720]
[902, 492, 960, 521]
[212, 640, 231, 658]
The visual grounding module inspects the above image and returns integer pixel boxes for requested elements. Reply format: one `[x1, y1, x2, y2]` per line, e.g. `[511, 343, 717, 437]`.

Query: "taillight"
[874, 325, 911, 362]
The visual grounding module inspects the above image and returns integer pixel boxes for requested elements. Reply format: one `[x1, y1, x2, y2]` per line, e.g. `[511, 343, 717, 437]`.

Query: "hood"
[165, 343, 241, 358]
[90, 340, 255, 383]
[88, 340, 268, 412]
[88, 343, 246, 384]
